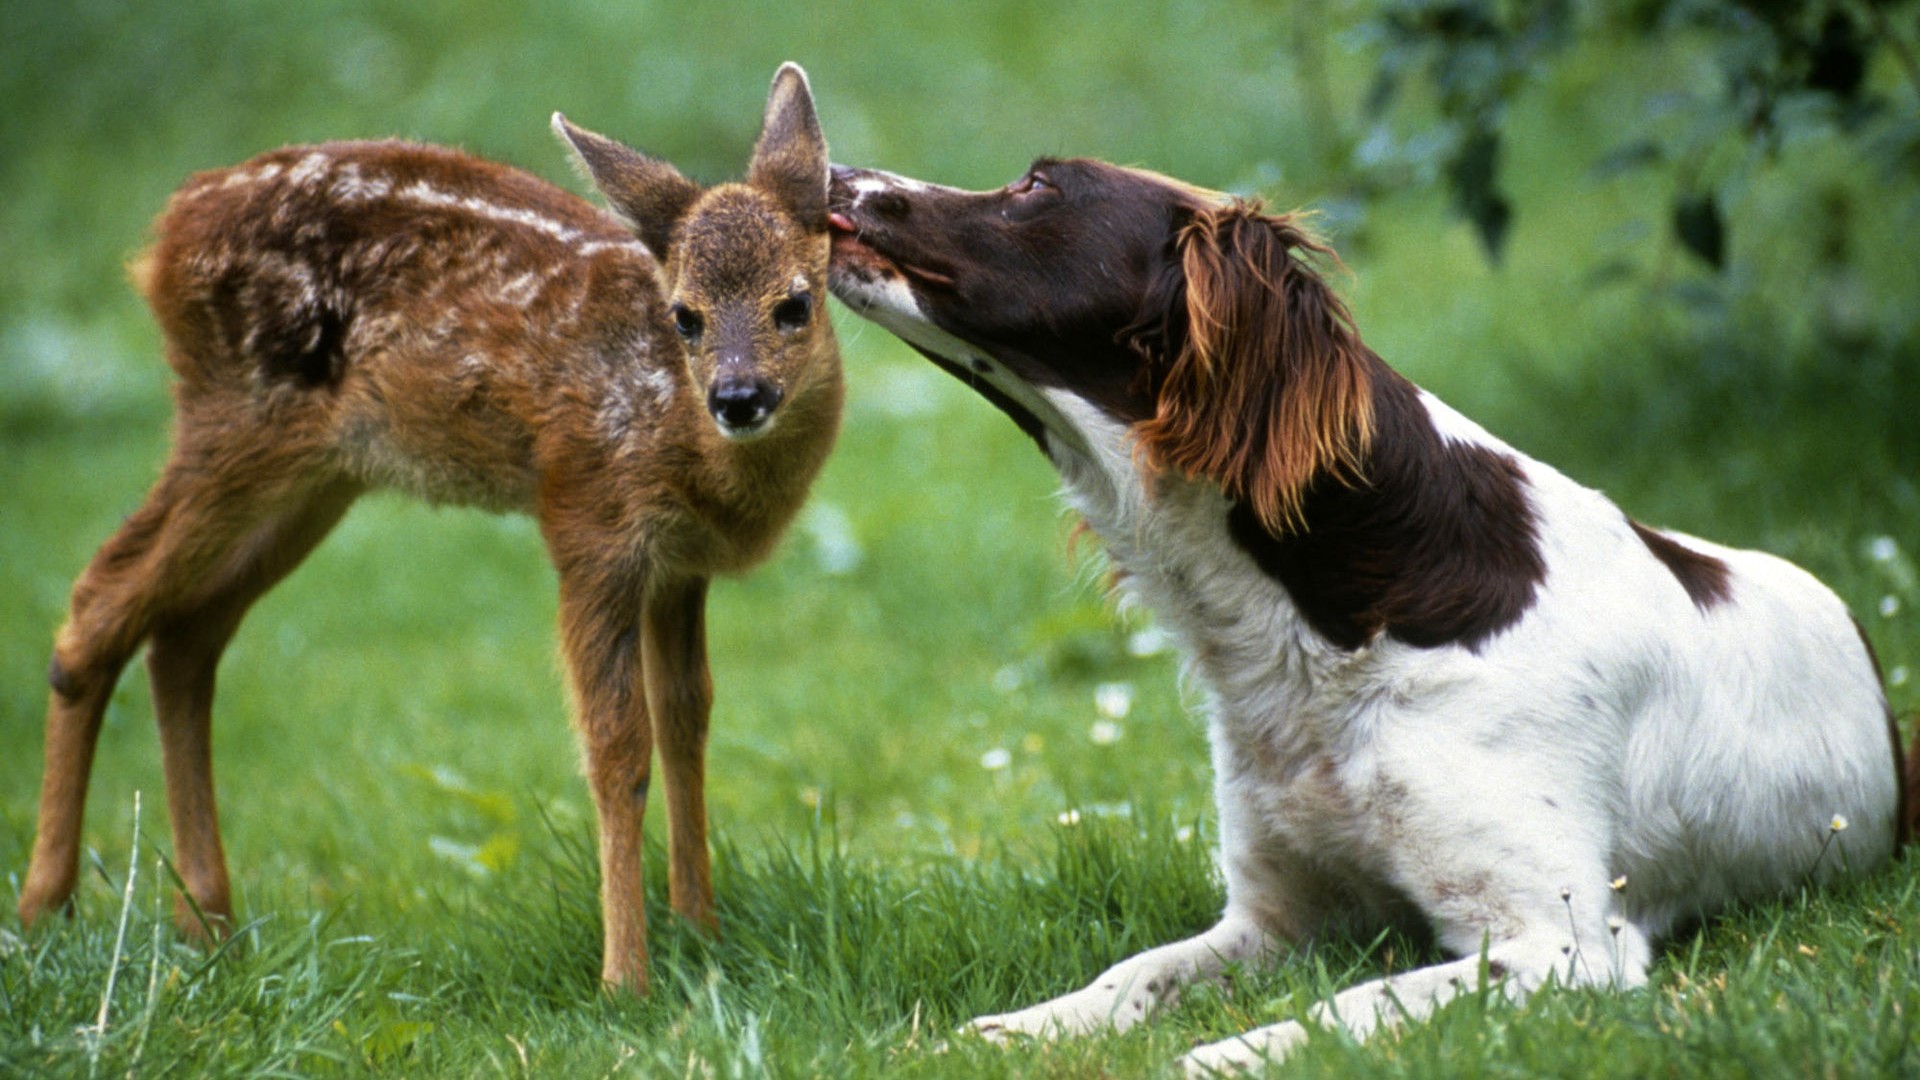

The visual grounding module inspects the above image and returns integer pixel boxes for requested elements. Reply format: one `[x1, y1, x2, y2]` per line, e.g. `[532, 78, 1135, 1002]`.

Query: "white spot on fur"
[392, 181, 649, 263]
[639, 365, 674, 409]
[217, 162, 286, 191]
[330, 162, 393, 202]
[495, 271, 543, 307]
[847, 170, 949, 197]
[396, 181, 575, 241]
[577, 239, 652, 259]
[286, 151, 332, 188]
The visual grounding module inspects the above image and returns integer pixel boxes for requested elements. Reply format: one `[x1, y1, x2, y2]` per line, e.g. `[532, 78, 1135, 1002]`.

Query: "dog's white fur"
[830, 170, 1901, 1073]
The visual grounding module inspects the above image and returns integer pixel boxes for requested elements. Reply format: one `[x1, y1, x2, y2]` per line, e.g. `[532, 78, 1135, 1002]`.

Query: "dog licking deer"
[17, 63, 841, 994]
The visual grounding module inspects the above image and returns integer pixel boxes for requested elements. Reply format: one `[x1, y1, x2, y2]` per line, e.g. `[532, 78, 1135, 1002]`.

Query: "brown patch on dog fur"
[1853, 617, 1914, 849]
[1628, 520, 1732, 611]
[1226, 363, 1545, 651]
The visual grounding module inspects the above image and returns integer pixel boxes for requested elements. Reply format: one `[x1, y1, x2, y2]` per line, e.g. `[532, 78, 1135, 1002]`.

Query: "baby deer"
[17, 63, 842, 994]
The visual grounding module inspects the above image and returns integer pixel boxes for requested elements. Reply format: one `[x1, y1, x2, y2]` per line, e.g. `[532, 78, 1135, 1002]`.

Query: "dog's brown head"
[828, 159, 1372, 533]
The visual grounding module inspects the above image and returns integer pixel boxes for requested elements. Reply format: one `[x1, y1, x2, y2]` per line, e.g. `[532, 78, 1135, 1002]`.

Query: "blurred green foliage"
[2, 3, 1917, 1075]
[1353, 0, 1920, 289]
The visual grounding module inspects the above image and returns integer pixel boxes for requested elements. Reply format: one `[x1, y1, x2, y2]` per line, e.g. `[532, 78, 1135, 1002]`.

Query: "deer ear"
[746, 62, 829, 230]
[551, 112, 701, 258]
[1131, 202, 1375, 535]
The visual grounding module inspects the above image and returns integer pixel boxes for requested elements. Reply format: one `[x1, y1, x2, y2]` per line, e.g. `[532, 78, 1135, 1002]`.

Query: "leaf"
[404, 763, 517, 824]
[1805, 12, 1867, 101]
[1447, 128, 1512, 260]
[1672, 192, 1726, 270]
[1590, 139, 1663, 179]
[363, 1019, 435, 1066]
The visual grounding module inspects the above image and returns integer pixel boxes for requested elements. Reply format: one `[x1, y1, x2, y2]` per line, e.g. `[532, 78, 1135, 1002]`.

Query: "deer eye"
[772, 292, 812, 332]
[669, 302, 704, 343]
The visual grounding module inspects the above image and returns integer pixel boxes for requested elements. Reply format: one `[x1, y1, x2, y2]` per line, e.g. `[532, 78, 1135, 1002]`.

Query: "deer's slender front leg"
[554, 559, 653, 994]
[642, 577, 716, 932]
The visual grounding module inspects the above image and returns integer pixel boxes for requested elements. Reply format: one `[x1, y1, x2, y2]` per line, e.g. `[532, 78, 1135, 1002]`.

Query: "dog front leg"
[1180, 919, 1654, 1074]
[967, 911, 1280, 1040]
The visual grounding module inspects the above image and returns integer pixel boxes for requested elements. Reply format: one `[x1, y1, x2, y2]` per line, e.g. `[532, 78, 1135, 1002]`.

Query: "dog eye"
[773, 292, 812, 331]
[1013, 172, 1054, 196]
[669, 302, 704, 342]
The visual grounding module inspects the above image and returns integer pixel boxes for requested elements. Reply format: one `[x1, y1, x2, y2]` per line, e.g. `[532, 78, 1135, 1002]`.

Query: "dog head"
[827, 159, 1374, 533]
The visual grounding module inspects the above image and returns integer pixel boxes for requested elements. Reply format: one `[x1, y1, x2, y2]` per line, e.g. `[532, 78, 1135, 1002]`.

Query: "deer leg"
[144, 483, 357, 942]
[555, 560, 653, 993]
[18, 496, 172, 929]
[642, 577, 716, 933]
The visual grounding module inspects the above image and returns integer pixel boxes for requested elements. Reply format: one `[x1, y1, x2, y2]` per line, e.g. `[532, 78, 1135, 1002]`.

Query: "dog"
[824, 156, 1916, 1071]
[18, 64, 841, 994]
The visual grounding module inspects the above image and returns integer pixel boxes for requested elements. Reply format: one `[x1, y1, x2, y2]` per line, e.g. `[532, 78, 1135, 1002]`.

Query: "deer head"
[555, 63, 835, 442]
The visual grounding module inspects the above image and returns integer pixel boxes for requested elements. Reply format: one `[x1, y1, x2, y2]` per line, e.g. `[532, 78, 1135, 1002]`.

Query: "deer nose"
[708, 374, 783, 438]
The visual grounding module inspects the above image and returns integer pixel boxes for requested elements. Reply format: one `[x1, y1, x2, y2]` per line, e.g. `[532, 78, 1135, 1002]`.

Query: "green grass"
[5, 2, 1919, 1076]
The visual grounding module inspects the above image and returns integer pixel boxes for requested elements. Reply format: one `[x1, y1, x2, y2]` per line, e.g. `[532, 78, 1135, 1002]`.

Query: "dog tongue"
[828, 212, 857, 233]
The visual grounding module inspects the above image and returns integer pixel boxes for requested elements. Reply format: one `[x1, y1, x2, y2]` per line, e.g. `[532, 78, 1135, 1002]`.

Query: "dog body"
[825, 159, 1911, 1069]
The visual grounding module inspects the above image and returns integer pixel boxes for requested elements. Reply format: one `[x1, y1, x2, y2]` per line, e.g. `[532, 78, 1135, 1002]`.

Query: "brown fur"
[1130, 201, 1375, 537]
[1903, 726, 1920, 851]
[1628, 520, 1733, 610]
[17, 64, 840, 996]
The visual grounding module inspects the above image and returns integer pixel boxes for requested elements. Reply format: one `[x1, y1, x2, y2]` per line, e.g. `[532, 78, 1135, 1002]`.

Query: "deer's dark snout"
[708, 372, 783, 438]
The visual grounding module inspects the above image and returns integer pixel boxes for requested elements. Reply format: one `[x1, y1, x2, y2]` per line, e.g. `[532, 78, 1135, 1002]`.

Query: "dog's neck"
[1027, 353, 1547, 667]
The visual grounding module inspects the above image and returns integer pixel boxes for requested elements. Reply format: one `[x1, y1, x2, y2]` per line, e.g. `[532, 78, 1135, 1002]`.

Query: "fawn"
[17, 63, 842, 993]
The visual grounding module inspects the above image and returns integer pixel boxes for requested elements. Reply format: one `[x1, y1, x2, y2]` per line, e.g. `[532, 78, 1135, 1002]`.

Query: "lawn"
[3, 2, 1917, 1077]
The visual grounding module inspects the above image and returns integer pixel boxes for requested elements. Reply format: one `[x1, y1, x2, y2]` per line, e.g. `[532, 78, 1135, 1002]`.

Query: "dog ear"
[1129, 201, 1374, 535]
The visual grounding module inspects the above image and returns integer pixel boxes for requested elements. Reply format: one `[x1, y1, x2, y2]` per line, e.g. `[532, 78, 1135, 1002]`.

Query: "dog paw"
[1179, 1020, 1310, 1076]
[962, 1011, 1045, 1044]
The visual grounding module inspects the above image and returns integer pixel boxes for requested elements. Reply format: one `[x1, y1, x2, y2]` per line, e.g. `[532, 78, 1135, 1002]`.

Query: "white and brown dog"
[825, 158, 1915, 1072]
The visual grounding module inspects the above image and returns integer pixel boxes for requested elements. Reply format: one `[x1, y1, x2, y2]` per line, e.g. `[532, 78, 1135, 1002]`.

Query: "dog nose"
[708, 374, 782, 436]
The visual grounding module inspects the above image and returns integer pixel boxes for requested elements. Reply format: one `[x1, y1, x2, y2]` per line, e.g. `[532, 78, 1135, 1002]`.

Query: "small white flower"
[1880, 595, 1901, 618]
[1869, 536, 1900, 563]
[1127, 626, 1170, 658]
[1095, 682, 1134, 720]
[1609, 875, 1628, 892]
[1057, 809, 1082, 826]
[1175, 825, 1195, 844]
[1606, 915, 1624, 935]
[800, 502, 864, 576]
[1890, 665, 1910, 687]
[1830, 814, 1849, 833]
[1089, 719, 1123, 746]
[428, 836, 488, 877]
[980, 747, 1011, 771]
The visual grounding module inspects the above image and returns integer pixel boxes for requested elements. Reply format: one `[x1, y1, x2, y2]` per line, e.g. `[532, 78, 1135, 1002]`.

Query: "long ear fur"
[1129, 201, 1374, 535]
[747, 62, 829, 229]
[551, 112, 701, 258]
